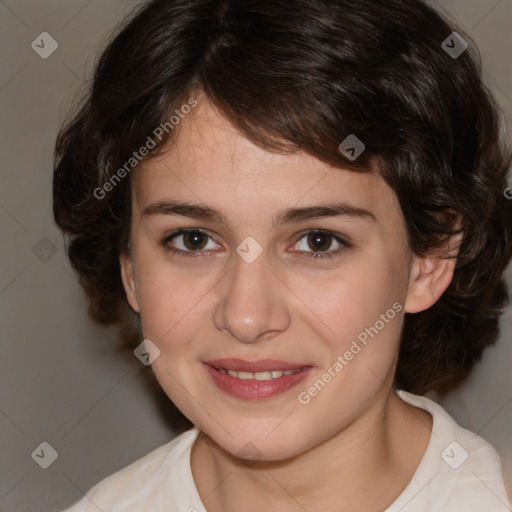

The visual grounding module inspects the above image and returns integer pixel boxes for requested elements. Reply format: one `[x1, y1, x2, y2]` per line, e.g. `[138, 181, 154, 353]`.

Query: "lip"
[204, 358, 308, 372]
[203, 360, 313, 400]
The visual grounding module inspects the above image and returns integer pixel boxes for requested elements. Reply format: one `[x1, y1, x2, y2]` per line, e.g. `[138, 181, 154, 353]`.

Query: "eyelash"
[159, 228, 350, 260]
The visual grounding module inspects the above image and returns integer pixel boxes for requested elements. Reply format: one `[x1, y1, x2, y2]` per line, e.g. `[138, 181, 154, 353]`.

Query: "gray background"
[0, 1, 511, 511]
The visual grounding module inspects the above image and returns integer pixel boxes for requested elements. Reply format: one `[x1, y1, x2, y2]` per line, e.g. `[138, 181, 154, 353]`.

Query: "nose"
[213, 245, 291, 343]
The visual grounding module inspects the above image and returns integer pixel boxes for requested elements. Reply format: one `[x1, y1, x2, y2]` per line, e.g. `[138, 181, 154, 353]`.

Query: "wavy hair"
[53, 0, 512, 396]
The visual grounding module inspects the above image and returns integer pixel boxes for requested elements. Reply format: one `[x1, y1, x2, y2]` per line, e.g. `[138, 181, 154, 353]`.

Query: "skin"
[120, 93, 461, 511]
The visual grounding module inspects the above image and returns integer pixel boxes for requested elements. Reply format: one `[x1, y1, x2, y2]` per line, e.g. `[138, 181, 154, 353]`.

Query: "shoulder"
[393, 390, 511, 511]
[397, 389, 504, 474]
[61, 427, 199, 512]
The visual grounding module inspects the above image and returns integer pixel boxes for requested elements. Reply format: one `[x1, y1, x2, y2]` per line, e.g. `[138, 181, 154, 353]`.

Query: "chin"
[211, 428, 309, 464]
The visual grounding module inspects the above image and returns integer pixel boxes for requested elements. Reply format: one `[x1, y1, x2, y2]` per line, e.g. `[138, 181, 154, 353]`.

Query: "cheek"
[134, 257, 213, 346]
[304, 260, 407, 388]
[290, 256, 404, 340]
[335, 261, 406, 373]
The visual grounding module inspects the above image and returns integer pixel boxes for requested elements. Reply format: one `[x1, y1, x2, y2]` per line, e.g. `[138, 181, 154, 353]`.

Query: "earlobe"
[119, 253, 140, 313]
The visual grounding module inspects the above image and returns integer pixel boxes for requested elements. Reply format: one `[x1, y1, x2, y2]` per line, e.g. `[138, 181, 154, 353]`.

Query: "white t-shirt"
[62, 390, 512, 511]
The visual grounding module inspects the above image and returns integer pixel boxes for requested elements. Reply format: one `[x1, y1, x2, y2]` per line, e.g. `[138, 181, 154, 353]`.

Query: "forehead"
[132, 98, 403, 227]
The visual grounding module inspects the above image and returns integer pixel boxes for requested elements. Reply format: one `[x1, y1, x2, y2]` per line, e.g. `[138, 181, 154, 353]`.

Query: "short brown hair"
[53, 0, 512, 396]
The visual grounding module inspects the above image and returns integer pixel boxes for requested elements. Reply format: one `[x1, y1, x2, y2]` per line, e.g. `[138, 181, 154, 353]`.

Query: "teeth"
[221, 368, 303, 380]
[256, 371, 275, 380]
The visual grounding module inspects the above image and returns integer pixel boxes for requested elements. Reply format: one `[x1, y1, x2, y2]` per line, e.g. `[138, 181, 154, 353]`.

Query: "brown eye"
[307, 232, 333, 252]
[181, 231, 208, 251]
[292, 229, 350, 260]
[161, 228, 219, 257]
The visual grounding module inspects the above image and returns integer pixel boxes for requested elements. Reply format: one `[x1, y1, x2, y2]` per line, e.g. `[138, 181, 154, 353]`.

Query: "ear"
[119, 252, 141, 313]
[404, 213, 463, 314]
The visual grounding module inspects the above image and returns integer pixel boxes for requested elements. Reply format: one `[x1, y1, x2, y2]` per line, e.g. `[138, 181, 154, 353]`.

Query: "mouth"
[214, 368, 304, 380]
[203, 359, 313, 400]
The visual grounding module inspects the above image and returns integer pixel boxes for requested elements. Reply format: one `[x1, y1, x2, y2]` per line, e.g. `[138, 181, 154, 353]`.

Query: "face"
[120, 95, 444, 461]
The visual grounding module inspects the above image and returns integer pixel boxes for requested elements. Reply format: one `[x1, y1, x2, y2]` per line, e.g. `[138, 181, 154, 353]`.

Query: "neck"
[191, 388, 433, 512]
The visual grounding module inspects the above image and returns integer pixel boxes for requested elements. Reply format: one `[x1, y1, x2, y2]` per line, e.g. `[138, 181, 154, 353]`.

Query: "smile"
[217, 368, 304, 380]
[203, 360, 313, 400]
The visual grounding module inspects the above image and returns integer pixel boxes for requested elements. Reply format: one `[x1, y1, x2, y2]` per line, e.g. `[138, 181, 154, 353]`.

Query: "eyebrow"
[142, 200, 377, 226]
